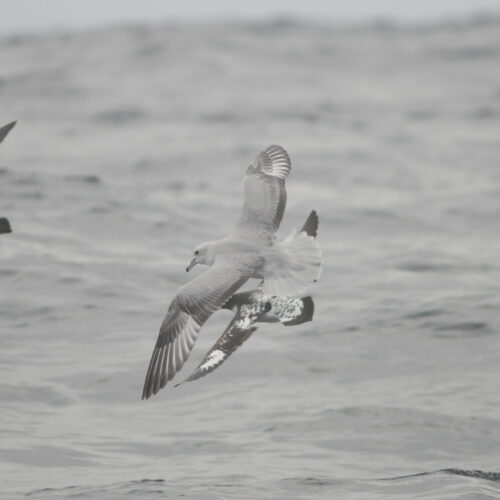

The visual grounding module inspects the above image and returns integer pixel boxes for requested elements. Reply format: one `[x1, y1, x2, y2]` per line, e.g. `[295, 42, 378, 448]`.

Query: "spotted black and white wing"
[0, 121, 16, 145]
[178, 300, 266, 384]
[142, 262, 247, 399]
[237, 145, 291, 240]
[269, 295, 314, 326]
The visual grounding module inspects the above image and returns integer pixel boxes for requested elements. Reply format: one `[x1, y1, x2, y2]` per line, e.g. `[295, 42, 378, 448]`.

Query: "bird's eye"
[194, 250, 199, 256]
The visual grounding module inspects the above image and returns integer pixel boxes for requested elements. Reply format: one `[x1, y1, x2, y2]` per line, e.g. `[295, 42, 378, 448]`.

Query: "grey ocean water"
[1, 15, 500, 499]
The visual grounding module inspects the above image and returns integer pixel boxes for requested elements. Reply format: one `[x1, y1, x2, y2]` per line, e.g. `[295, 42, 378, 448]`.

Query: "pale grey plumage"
[142, 262, 247, 399]
[176, 210, 319, 385]
[237, 144, 291, 240]
[142, 146, 321, 399]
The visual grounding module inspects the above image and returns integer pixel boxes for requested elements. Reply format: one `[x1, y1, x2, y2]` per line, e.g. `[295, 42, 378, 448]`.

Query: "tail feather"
[264, 229, 322, 297]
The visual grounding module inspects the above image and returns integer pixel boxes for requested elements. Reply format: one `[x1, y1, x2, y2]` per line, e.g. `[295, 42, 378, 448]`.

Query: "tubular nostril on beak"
[186, 258, 197, 272]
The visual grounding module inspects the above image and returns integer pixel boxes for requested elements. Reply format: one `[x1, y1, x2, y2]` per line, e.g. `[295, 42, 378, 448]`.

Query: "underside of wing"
[237, 145, 291, 237]
[142, 264, 247, 399]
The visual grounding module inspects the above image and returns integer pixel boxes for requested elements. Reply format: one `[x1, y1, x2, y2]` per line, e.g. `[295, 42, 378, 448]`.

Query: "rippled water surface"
[1, 15, 500, 499]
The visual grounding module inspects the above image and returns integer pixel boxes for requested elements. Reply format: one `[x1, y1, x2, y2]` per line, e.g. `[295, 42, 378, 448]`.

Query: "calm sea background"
[1, 14, 500, 499]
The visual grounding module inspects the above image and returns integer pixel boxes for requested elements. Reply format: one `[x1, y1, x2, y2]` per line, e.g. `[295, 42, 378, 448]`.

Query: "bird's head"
[186, 242, 215, 272]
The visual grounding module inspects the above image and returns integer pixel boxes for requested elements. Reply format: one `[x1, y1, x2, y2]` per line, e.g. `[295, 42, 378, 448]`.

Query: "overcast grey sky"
[1, 0, 500, 34]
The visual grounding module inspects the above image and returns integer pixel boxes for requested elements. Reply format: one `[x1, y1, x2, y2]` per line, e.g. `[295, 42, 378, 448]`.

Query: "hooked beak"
[186, 258, 197, 272]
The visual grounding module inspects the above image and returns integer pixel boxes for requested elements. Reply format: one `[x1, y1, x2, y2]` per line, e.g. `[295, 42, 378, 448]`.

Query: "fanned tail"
[264, 229, 322, 297]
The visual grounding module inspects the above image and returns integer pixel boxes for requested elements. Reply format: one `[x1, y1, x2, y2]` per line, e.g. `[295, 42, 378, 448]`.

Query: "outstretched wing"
[142, 262, 247, 399]
[0, 121, 16, 145]
[177, 305, 263, 385]
[237, 145, 291, 239]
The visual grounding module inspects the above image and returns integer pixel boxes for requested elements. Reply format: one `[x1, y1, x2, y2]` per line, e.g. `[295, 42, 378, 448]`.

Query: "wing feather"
[178, 321, 258, 385]
[237, 145, 291, 239]
[142, 263, 247, 399]
[178, 293, 267, 384]
[0, 121, 16, 145]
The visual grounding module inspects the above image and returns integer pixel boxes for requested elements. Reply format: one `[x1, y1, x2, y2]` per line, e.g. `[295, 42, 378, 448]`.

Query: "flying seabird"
[177, 210, 319, 385]
[142, 145, 322, 399]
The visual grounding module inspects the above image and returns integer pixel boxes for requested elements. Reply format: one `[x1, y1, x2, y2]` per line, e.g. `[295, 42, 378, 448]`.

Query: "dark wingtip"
[282, 296, 315, 326]
[142, 382, 158, 400]
[301, 296, 315, 322]
[142, 346, 161, 400]
[0, 218, 12, 235]
[300, 210, 319, 238]
[141, 387, 151, 400]
[0, 121, 17, 145]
